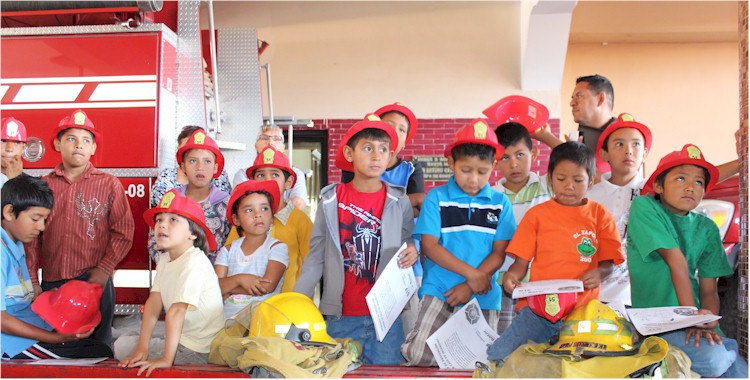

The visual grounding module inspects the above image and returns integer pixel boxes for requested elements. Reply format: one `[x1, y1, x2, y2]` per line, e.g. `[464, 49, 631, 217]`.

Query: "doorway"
[283, 129, 328, 219]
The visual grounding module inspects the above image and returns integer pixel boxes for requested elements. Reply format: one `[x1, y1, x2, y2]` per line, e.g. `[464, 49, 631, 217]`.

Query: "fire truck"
[1, 0, 263, 313]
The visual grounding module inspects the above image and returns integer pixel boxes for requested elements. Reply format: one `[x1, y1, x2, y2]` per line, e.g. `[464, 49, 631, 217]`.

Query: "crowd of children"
[1, 90, 747, 378]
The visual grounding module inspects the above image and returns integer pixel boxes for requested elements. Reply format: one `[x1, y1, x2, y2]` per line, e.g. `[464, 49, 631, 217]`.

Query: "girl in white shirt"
[214, 180, 289, 320]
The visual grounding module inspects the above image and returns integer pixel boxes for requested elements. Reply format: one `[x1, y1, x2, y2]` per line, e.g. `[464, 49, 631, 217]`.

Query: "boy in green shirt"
[627, 144, 747, 378]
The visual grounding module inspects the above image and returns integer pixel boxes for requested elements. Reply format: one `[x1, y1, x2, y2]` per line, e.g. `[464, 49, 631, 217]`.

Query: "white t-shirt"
[152, 246, 224, 353]
[215, 235, 289, 319]
[586, 172, 647, 306]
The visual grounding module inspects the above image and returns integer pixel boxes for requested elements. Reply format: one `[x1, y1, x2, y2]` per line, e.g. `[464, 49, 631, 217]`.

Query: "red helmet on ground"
[246, 146, 297, 188]
[641, 144, 719, 196]
[482, 95, 549, 133]
[1, 117, 28, 143]
[144, 189, 218, 251]
[32, 280, 103, 334]
[443, 119, 504, 158]
[227, 179, 282, 222]
[375, 102, 419, 144]
[52, 109, 102, 144]
[527, 293, 578, 323]
[176, 129, 225, 179]
[595, 113, 653, 173]
[335, 114, 399, 172]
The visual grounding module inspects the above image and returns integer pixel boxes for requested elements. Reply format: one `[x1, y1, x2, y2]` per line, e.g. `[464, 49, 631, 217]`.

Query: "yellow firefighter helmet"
[545, 299, 638, 357]
[247, 292, 336, 345]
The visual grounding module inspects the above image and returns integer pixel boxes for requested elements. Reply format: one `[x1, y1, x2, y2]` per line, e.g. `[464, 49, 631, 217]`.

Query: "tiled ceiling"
[570, 1, 739, 44]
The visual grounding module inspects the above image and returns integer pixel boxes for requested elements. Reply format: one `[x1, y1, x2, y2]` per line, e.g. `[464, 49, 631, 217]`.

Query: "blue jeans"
[486, 306, 562, 362]
[326, 314, 405, 365]
[660, 330, 748, 378]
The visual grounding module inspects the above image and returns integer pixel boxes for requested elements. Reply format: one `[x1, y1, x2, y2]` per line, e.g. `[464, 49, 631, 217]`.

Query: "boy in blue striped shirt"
[401, 119, 516, 366]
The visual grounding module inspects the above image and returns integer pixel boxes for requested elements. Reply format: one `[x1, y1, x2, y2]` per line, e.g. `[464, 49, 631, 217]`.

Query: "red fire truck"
[2, 4, 178, 314]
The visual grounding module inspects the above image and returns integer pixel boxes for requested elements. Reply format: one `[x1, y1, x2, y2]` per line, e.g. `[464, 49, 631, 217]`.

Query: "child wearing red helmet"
[486, 141, 623, 366]
[25, 109, 135, 349]
[215, 180, 289, 320]
[341, 103, 425, 216]
[294, 115, 418, 365]
[1, 175, 113, 360]
[341, 103, 425, 338]
[118, 189, 224, 375]
[245, 146, 313, 293]
[627, 144, 747, 378]
[149, 129, 230, 264]
[586, 113, 652, 306]
[402, 119, 516, 366]
[1, 117, 28, 187]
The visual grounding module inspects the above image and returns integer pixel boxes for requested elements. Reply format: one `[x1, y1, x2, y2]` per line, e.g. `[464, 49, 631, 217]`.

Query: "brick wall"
[308, 118, 560, 192]
[738, 0, 748, 358]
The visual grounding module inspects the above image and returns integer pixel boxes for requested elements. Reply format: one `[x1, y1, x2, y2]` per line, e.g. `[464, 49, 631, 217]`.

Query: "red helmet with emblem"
[641, 144, 718, 196]
[335, 114, 398, 172]
[246, 145, 297, 188]
[176, 129, 225, 179]
[144, 189, 217, 252]
[52, 109, 102, 145]
[595, 113, 652, 173]
[443, 119, 504, 158]
[1, 117, 28, 143]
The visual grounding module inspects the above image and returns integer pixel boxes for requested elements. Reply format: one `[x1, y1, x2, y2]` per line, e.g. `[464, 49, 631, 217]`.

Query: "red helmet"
[32, 280, 103, 334]
[227, 179, 282, 222]
[335, 114, 398, 172]
[595, 113, 652, 173]
[641, 144, 719, 196]
[1, 117, 28, 142]
[246, 146, 297, 188]
[482, 95, 549, 133]
[52, 109, 102, 144]
[443, 119, 504, 158]
[176, 129, 225, 179]
[527, 293, 578, 323]
[375, 102, 419, 144]
[144, 189, 217, 251]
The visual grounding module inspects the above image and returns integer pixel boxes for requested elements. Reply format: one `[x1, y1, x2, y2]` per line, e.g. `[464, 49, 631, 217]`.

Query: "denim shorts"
[326, 314, 404, 365]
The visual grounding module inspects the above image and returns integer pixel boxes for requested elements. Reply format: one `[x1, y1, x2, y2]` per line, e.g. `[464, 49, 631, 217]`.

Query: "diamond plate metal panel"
[176, 0, 207, 130]
[114, 304, 143, 315]
[215, 29, 263, 180]
[0, 23, 172, 37]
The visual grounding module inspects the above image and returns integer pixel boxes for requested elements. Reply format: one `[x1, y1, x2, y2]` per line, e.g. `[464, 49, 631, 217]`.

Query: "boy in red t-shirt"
[486, 141, 623, 364]
[293, 114, 418, 365]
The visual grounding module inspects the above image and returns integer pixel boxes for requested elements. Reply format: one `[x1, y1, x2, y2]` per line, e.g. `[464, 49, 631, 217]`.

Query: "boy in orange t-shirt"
[486, 141, 623, 364]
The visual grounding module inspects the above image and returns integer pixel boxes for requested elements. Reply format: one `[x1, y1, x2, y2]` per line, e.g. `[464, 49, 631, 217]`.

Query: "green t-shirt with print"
[627, 194, 732, 309]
